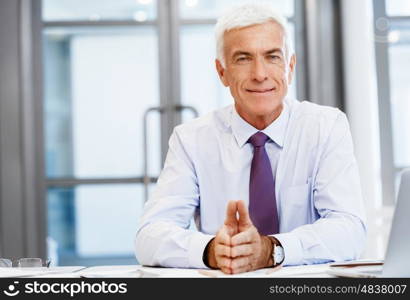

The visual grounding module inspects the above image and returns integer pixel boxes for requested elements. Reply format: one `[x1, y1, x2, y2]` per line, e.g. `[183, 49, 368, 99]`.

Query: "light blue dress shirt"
[135, 98, 367, 268]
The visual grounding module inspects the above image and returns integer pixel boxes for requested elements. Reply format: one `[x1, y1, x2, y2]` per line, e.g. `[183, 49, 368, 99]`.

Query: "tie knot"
[249, 132, 269, 147]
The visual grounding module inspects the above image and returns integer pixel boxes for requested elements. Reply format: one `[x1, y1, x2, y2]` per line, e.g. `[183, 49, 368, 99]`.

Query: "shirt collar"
[230, 102, 289, 148]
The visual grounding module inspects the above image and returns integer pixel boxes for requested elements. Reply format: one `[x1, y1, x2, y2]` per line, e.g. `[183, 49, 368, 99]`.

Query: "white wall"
[341, 0, 393, 259]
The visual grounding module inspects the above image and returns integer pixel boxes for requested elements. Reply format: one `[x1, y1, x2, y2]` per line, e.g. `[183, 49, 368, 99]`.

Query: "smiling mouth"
[246, 88, 276, 93]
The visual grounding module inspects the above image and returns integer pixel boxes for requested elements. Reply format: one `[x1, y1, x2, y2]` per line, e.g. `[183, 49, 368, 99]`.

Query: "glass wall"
[43, 0, 157, 21]
[44, 27, 160, 179]
[388, 27, 410, 168]
[43, 1, 160, 266]
[374, 0, 410, 202]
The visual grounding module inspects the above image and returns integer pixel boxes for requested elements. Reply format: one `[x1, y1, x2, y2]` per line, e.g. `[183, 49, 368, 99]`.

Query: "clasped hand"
[207, 200, 273, 274]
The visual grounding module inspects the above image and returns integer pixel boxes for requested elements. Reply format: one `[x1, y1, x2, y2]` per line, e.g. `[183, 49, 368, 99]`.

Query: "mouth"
[245, 88, 276, 94]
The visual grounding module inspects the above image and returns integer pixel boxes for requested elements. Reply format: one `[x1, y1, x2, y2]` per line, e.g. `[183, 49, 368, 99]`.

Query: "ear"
[287, 54, 296, 84]
[215, 59, 229, 87]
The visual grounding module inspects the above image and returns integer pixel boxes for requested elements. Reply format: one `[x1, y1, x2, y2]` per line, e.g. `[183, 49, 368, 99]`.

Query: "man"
[135, 3, 366, 274]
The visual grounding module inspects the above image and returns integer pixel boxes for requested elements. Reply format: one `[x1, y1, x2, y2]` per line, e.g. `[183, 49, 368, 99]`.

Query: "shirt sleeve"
[135, 127, 214, 268]
[273, 112, 367, 266]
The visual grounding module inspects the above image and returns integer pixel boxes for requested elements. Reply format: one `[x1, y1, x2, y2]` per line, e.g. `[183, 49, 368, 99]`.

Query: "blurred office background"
[0, 0, 409, 266]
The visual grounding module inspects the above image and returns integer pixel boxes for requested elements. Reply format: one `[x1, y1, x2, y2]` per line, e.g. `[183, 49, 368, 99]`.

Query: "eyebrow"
[231, 48, 284, 58]
[265, 48, 284, 55]
[231, 51, 252, 58]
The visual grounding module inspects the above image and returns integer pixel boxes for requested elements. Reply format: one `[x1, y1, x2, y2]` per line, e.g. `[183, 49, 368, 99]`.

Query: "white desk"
[0, 264, 335, 278]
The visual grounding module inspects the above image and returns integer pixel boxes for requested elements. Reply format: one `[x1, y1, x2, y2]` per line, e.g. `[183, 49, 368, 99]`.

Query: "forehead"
[223, 21, 286, 55]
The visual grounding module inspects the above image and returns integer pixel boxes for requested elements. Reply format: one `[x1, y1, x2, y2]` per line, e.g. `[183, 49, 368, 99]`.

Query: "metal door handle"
[143, 106, 165, 203]
[142, 105, 199, 202]
[174, 104, 199, 118]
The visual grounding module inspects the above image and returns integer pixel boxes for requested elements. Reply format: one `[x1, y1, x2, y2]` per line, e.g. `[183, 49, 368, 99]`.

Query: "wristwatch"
[271, 239, 285, 266]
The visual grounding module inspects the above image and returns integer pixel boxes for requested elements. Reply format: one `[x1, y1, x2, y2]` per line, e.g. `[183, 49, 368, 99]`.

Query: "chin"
[247, 100, 282, 117]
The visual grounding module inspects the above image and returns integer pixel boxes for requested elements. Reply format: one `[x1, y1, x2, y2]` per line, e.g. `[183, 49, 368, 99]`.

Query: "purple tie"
[248, 132, 279, 235]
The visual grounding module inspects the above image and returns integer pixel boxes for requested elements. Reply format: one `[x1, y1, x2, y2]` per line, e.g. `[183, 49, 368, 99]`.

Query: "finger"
[231, 228, 257, 245]
[215, 244, 231, 258]
[231, 264, 253, 274]
[225, 225, 237, 237]
[216, 229, 231, 245]
[237, 200, 252, 227]
[216, 256, 232, 269]
[220, 267, 232, 274]
[224, 200, 238, 226]
[231, 256, 251, 270]
[231, 244, 253, 258]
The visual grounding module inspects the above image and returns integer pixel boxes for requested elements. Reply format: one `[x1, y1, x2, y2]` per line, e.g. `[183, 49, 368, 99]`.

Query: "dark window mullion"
[43, 20, 158, 27]
[46, 177, 158, 188]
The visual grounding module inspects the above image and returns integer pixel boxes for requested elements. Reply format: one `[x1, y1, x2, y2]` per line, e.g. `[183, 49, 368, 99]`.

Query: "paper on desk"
[139, 263, 332, 278]
[78, 265, 141, 278]
[0, 266, 86, 278]
[139, 266, 212, 278]
[268, 264, 333, 277]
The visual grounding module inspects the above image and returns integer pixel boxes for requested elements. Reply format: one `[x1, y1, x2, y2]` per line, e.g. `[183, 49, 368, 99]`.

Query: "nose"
[251, 58, 268, 82]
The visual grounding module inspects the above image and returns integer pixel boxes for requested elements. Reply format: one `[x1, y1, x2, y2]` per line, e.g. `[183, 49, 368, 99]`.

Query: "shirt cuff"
[188, 232, 215, 269]
[272, 232, 304, 266]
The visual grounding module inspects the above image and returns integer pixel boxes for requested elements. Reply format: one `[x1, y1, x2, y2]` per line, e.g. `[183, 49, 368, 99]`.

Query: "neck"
[235, 103, 283, 130]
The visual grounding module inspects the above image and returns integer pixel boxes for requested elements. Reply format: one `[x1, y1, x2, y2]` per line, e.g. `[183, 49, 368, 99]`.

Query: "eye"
[235, 56, 251, 63]
[268, 55, 281, 61]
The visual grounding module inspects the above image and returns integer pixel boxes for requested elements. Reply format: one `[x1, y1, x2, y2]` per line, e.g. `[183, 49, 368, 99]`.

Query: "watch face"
[274, 245, 284, 264]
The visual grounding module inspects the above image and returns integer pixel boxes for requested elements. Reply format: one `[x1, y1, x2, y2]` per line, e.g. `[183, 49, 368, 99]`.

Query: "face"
[216, 21, 296, 123]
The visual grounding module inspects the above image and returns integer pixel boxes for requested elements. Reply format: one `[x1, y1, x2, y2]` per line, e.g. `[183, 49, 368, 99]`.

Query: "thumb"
[237, 200, 252, 227]
[224, 200, 238, 226]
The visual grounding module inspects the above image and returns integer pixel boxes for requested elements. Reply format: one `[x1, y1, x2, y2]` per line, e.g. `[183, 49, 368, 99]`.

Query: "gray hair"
[215, 2, 294, 67]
